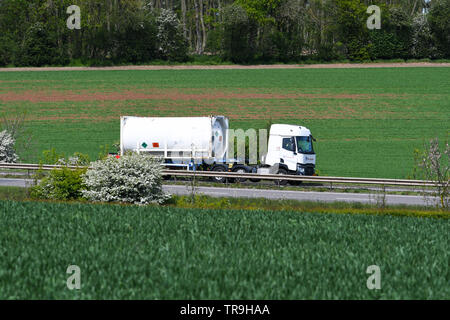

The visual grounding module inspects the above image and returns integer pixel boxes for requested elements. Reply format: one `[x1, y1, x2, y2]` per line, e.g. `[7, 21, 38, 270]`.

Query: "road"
[164, 185, 435, 206]
[0, 178, 436, 206]
[0, 178, 35, 188]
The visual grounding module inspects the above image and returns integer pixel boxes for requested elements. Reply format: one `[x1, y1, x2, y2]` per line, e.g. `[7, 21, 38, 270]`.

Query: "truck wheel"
[211, 165, 227, 183]
[288, 180, 302, 186]
[274, 168, 289, 186]
[232, 166, 248, 183]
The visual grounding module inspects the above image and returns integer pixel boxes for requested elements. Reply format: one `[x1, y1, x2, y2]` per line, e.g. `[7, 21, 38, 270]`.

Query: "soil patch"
[0, 88, 370, 103]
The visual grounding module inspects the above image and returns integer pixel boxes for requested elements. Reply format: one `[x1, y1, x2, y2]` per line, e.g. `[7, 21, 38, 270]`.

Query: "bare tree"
[417, 138, 449, 210]
[0, 111, 34, 160]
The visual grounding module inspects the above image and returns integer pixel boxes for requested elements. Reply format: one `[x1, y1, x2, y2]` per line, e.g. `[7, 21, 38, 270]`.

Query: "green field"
[0, 200, 448, 299]
[0, 67, 449, 178]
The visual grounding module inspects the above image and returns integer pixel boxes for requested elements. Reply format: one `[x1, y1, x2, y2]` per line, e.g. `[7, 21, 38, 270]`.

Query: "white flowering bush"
[81, 153, 170, 205]
[411, 14, 437, 59]
[156, 9, 188, 61]
[0, 130, 18, 163]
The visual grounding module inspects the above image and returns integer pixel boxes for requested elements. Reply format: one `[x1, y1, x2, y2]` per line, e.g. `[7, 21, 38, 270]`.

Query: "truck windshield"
[296, 136, 314, 154]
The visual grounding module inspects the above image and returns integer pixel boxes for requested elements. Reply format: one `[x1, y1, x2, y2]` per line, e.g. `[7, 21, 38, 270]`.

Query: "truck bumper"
[297, 163, 315, 176]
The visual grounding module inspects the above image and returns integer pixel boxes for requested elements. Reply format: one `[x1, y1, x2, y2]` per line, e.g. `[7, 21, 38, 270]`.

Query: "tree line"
[0, 0, 448, 66]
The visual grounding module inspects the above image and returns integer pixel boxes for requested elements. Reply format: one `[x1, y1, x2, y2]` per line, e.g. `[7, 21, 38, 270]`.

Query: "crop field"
[0, 200, 448, 299]
[0, 67, 449, 178]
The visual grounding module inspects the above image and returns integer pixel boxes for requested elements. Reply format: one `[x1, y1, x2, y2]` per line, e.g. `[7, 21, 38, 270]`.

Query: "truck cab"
[263, 124, 316, 176]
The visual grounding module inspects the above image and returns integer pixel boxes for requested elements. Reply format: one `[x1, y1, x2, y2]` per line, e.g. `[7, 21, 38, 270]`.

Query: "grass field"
[1, 186, 448, 218]
[0, 67, 449, 178]
[0, 200, 448, 299]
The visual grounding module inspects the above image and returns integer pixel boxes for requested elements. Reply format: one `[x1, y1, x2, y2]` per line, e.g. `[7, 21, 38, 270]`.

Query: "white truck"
[120, 115, 316, 184]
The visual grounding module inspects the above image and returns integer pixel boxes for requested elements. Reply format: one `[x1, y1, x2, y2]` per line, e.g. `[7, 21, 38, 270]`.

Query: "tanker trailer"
[120, 115, 230, 170]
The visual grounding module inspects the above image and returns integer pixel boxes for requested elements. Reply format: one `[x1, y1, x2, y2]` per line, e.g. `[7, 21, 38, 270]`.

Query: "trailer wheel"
[211, 165, 227, 183]
[232, 166, 248, 183]
[274, 168, 289, 186]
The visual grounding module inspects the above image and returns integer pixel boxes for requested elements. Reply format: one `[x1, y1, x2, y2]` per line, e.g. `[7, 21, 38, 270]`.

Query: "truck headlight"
[297, 165, 305, 174]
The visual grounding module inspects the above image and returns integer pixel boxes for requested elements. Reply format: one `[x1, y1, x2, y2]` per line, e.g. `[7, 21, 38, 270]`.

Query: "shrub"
[31, 149, 90, 200]
[30, 167, 86, 201]
[39, 148, 90, 166]
[0, 130, 18, 163]
[56, 152, 90, 167]
[156, 9, 188, 62]
[81, 153, 170, 205]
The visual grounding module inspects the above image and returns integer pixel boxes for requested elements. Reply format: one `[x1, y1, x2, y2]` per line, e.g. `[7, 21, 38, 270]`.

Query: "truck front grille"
[298, 164, 315, 176]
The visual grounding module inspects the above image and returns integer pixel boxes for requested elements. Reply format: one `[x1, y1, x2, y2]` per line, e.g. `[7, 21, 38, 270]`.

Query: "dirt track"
[0, 62, 449, 72]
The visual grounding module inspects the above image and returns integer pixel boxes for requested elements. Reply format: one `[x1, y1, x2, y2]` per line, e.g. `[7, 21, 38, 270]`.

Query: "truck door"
[280, 137, 297, 171]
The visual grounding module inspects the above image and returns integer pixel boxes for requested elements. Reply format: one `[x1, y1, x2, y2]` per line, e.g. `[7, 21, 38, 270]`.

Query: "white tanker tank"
[120, 116, 229, 161]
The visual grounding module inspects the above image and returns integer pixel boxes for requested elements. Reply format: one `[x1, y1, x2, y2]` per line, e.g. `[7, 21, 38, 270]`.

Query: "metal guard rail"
[0, 162, 445, 187]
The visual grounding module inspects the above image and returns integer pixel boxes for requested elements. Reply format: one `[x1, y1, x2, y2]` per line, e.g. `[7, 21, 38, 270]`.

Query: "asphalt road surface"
[165, 185, 435, 206]
[0, 178, 436, 206]
[0, 178, 35, 188]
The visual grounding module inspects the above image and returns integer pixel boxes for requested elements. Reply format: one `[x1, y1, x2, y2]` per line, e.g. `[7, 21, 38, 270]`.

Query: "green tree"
[335, 0, 371, 61]
[410, 13, 437, 58]
[428, 0, 450, 57]
[265, 0, 305, 62]
[368, 6, 412, 60]
[236, 0, 282, 24]
[221, 3, 257, 63]
[156, 9, 188, 61]
[18, 22, 62, 66]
